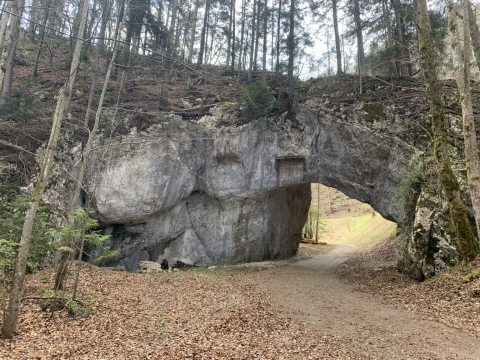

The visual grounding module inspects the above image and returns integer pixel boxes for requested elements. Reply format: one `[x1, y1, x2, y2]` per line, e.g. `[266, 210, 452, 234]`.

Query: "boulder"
[138, 261, 162, 274]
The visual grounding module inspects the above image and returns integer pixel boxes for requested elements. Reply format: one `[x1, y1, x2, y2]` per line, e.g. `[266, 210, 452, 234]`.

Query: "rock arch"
[89, 98, 420, 274]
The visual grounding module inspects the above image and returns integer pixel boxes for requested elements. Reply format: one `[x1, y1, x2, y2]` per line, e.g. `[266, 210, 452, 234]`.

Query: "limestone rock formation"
[39, 79, 471, 279]
[81, 97, 418, 273]
[138, 261, 163, 273]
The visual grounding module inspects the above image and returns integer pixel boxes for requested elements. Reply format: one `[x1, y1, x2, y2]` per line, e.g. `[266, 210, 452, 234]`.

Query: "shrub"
[49, 207, 117, 264]
[0, 194, 53, 272]
[395, 156, 423, 213]
[238, 81, 276, 118]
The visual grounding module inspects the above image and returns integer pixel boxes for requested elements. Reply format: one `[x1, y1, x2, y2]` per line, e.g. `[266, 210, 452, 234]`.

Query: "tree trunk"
[87, 0, 98, 40]
[158, 0, 163, 22]
[55, 0, 127, 292]
[382, 0, 399, 78]
[275, 0, 281, 72]
[188, 0, 200, 63]
[206, 13, 215, 63]
[52, 0, 92, 292]
[237, 0, 246, 83]
[332, 0, 342, 74]
[181, 8, 190, 60]
[447, 0, 480, 241]
[391, 0, 408, 76]
[28, 0, 38, 36]
[253, 0, 261, 70]
[205, 10, 210, 62]
[0, 2, 12, 74]
[467, 0, 480, 71]
[418, 0, 478, 261]
[72, 206, 88, 301]
[327, 31, 331, 75]
[315, 185, 320, 241]
[287, 0, 294, 105]
[165, 0, 170, 29]
[270, 0, 274, 71]
[0, 0, 25, 103]
[64, 0, 89, 115]
[173, 8, 182, 55]
[231, 0, 236, 69]
[197, 0, 210, 65]
[226, 0, 233, 66]
[353, 0, 364, 75]
[84, 0, 111, 127]
[248, 0, 257, 80]
[1, 86, 68, 339]
[168, 0, 177, 51]
[262, 0, 267, 84]
[32, 0, 51, 77]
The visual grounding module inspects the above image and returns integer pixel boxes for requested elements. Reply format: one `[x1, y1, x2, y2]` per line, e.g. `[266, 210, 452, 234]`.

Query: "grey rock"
[138, 261, 162, 273]
[83, 98, 417, 274]
[39, 92, 472, 279]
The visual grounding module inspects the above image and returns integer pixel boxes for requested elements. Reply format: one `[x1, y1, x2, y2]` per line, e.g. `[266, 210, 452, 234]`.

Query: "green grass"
[318, 213, 397, 248]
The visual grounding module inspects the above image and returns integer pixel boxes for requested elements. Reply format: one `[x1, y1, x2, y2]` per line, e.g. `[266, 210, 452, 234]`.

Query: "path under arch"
[255, 244, 480, 359]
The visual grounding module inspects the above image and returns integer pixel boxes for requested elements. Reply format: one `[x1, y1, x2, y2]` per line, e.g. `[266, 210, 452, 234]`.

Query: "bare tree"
[0, 1, 12, 86]
[55, 0, 128, 291]
[226, 0, 234, 66]
[0, 0, 26, 104]
[248, 0, 257, 80]
[446, 0, 480, 241]
[262, 0, 267, 84]
[188, 0, 200, 63]
[417, 0, 478, 261]
[391, 0, 408, 76]
[1, 86, 68, 339]
[353, 0, 364, 75]
[275, 0, 281, 72]
[467, 0, 480, 71]
[287, 0, 294, 104]
[332, 0, 342, 74]
[237, 0, 246, 83]
[231, 0, 236, 69]
[197, 0, 211, 64]
[381, 0, 398, 78]
[32, 0, 52, 77]
[64, 0, 89, 114]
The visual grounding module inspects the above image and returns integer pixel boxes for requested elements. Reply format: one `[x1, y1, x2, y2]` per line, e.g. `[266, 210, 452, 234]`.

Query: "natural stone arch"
[87, 97, 418, 273]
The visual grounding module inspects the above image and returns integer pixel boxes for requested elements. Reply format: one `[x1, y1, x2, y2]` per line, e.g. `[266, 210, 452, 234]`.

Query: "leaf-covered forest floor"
[337, 236, 480, 336]
[2, 242, 480, 359]
[0, 245, 356, 360]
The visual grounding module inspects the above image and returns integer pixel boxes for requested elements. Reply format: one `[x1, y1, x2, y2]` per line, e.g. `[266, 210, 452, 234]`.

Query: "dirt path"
[255, 244, 480, 359]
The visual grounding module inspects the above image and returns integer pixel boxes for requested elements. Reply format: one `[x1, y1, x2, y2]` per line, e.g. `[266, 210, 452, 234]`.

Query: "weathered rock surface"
[39, 80, 473, 279]
[82, 97, 419, 273]
[138, 261, 162, 273]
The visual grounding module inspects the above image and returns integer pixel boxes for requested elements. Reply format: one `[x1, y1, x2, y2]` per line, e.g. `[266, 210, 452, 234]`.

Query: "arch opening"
[301, 183, 397, 249]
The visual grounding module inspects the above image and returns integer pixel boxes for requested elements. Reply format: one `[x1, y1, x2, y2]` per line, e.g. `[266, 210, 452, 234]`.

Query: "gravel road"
[255, 244, 480, 359]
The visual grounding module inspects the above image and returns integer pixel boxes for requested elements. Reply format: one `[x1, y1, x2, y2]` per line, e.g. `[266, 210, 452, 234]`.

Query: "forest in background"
[302, 184, 396, 247]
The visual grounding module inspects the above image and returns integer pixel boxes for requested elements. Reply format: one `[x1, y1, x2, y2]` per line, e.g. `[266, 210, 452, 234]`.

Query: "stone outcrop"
[40, 79, 472, 279]
[82, 97, 419, 273]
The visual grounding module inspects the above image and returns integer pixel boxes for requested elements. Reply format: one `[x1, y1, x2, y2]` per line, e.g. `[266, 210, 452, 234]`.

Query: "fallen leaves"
[1, 264, 354, 359]
[337, 239, 480, 336]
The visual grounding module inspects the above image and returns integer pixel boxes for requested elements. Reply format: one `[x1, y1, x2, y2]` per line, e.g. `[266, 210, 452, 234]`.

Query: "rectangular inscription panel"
[275, 157, 305, 186]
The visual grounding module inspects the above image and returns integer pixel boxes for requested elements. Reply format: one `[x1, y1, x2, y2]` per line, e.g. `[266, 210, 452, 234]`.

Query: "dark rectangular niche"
[275, 156, 306, 187]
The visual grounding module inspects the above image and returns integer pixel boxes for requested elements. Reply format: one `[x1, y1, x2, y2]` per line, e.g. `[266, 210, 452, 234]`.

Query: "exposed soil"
[337, 238, 480, 336]
[1, 243, 480, 359]
[254, 243, 480, 359]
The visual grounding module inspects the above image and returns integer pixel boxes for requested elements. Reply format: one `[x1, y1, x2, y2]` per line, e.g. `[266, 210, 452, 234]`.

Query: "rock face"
[84, 98, 418, 272]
